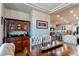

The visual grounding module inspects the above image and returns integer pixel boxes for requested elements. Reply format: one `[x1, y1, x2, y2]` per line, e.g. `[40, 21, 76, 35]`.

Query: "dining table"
[30, 41, 64, 56]
[40, 43, 63, 56]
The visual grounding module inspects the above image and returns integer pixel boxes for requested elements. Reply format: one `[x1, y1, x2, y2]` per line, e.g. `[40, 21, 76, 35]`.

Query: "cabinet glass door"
[24, 22, 28, 30]
[9, 20, 15, 30]
[17, 21, 21, 30]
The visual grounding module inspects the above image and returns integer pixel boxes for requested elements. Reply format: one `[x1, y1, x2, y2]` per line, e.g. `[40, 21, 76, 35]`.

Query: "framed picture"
[36, 20, 48, 29]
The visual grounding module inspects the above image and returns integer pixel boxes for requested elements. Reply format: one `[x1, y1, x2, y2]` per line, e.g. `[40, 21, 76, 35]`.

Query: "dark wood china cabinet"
[4, 18, 30, 51]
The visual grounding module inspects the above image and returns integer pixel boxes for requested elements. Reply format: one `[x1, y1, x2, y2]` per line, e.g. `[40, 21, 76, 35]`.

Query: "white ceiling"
[31, 3, 62, 11]
[4, 3, 78, 14]
[4, 3, 33, 13]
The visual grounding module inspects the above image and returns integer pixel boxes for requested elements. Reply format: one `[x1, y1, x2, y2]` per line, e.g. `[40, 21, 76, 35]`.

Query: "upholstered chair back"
[0, 43, 15, 56]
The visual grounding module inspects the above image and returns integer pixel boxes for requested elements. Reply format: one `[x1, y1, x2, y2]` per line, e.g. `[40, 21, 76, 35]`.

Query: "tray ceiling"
[4, 3, 77, 14]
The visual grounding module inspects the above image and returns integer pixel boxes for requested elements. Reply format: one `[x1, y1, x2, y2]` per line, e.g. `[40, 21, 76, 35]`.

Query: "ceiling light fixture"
[73, 14, 77, 17]
[57, 15, 60, 18]
[56, 22, 58, 24]
[70, 10, 74, 14]
[60, 17, 63, 20]
[76, 17, 79, 19]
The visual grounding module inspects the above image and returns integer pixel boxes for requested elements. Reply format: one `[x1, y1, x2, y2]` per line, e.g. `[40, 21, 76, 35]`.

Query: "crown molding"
[24, 3, 50, 14]
[29, 3, 50, 11]
[49, 3, 70, 13]
[24, 3, 78, 14]
[50, 3, 78, 13]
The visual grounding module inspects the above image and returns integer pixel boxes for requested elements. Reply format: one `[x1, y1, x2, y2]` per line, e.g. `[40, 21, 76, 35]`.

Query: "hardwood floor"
[15, 51, 25, 56]
[15, 42, 77, 56]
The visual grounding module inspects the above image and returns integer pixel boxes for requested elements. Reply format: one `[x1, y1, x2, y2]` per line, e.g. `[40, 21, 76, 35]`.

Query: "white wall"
[0, 3, 4, 45]
[4, 8, 30, 21]
[30, 10, 50, 37]
[30, 10, 50, 51]
[0, 3, 2, 45]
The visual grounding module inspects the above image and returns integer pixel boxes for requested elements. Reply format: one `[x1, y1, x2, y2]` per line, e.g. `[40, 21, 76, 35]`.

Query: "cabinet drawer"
[16, 41, 22, 43]
[15, 46, 22, 51]
[23, 41, 29, 45]
[23, 42, 29, 45]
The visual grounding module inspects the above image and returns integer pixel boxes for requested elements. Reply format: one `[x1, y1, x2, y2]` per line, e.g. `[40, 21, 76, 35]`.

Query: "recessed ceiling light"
[57, 15, 60, 18]
[56, 22, 58, 24]
[65, 21, 68, 23]
[73, 14, 77, 17]
[70, 10, 74, 14]
[60, 17, 63, 20]
[76, 17, 79, 19]
[63, 20, 66, 22]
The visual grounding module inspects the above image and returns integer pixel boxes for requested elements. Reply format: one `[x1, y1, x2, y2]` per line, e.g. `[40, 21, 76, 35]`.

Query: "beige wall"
[50, 4, 79, 25]
[50, 4, 79, 31]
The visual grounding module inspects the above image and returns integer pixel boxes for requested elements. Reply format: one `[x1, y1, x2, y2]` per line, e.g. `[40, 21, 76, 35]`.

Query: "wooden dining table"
[41, 44, 63, 53]
[40, 44, 63, 56]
